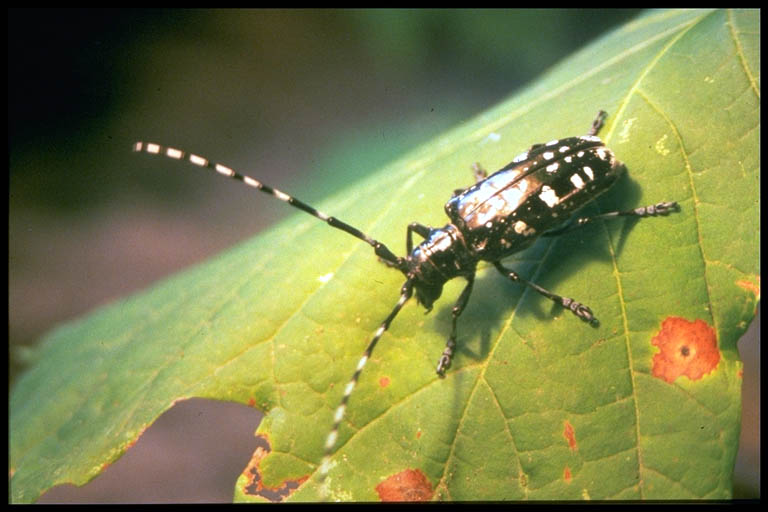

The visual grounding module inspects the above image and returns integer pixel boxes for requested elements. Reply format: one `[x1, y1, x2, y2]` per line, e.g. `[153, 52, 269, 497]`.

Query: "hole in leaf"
[36, 398, 263, 503]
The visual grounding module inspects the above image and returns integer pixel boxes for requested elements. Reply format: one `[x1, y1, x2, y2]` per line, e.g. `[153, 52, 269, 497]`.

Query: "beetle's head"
[413, 280, 443, 312]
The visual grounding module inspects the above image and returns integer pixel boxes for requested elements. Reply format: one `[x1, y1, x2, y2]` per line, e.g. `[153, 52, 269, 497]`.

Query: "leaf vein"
[726, 9, 760, 99]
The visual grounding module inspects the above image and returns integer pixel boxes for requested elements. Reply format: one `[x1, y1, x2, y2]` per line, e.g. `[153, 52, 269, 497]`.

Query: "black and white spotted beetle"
[134, 110, 678, 491]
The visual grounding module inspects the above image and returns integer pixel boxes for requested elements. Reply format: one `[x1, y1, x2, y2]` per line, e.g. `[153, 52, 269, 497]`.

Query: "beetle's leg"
[493, 261, 596, 324]
[406, 222, 433, 253]
[436, 273, 476, 376]
[587, 110, 608, 137]
[542, 201, 679, 237]
[471, 162, 488, 183]
[452, 162, 489, 195]
[379, 222, 432, 269]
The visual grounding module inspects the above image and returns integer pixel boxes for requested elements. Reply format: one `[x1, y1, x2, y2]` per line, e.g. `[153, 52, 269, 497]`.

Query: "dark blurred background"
[8, 9, 758, 502]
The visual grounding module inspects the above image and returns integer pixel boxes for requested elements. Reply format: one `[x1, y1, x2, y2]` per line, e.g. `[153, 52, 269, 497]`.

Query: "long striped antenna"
[133, 142, 405, 270]
[133, 141, 415, 499]
[318, 279, 414, 498]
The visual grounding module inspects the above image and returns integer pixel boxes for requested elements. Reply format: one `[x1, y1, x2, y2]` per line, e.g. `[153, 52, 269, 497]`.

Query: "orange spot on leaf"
[736, 277, 760, 299]
[651, 317, 719, 383]
[563, 420, 578, 452]
[375, 468, 433, 502]
[563, 465, 572, 483]
[248, 397, 257, 407]
[379, 376, 390, 388]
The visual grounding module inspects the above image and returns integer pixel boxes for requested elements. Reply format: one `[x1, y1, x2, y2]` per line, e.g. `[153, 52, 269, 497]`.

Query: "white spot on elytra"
[513, 220, 535, 236]
[559, 146, 570, 153]
[583, 166, 594, 180]
[460, 172, 530, 228]
[166, 147, 183, 159]
[564, 156, 573, 163]
[596, 148, 607, 160]
[539, 185, 559, 207]
[546, 162, 559, 173]
[570, 174, 585, 189]
[147, 143, 160, 154]
[546, 139, 559, 146]
[543, 151, 555, 160]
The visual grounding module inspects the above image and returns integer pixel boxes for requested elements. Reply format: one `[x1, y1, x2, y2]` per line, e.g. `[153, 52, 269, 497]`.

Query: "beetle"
[134, 110, 678, 490]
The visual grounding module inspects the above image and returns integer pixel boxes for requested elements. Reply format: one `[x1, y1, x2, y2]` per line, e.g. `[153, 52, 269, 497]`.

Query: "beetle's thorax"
[406, 223, 477, 309]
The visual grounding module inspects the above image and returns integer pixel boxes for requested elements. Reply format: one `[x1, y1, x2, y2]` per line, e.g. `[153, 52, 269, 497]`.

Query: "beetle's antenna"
[133, 142, 406, 270]
[318, 279, 414, 498]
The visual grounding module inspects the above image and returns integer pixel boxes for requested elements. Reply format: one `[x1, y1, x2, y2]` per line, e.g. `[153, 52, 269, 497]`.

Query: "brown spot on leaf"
[375, 468, 433, 502]
[563, 465, 572, 483]
[416, 429, 422, 439]
[379, 376, 390, 388]
[651, 317, 719, 383]
[241, 434, 308, 502]
[563, 420, 578, 452]
[248, 397, 257, 407]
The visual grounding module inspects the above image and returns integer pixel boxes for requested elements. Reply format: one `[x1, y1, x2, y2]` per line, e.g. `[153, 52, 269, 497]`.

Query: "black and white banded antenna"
[133, 141, 416, 497]
[133, 142, 403, 266]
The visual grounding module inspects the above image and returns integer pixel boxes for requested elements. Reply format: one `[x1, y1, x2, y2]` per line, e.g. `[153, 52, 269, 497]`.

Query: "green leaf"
[10, 9, 759, 502]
